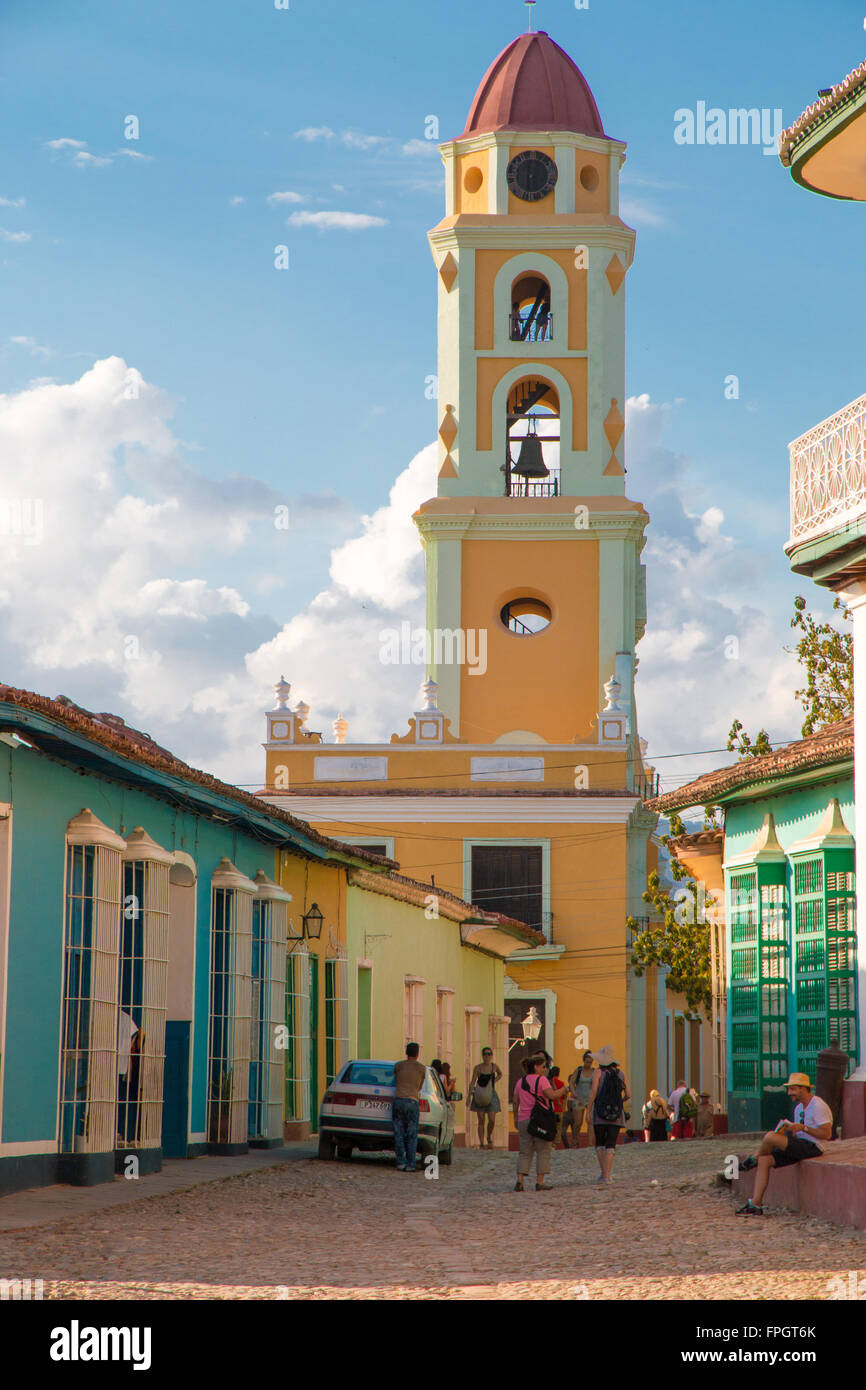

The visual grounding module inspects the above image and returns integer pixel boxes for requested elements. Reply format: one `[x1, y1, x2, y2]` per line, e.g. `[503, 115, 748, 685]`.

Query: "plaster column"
[839, 581, 866, 1133]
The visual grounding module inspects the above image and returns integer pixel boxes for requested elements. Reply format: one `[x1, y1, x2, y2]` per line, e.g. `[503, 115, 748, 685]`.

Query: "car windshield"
[340, 1062, 396, 1086]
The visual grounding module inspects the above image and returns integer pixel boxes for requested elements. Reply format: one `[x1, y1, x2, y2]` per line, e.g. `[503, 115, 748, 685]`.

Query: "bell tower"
[262, 28, 665, 1115]
[417, 29, 646, 748]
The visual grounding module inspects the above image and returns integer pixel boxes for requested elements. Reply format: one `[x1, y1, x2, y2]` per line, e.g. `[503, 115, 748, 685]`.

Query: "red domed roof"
[463, 31, 604, 138]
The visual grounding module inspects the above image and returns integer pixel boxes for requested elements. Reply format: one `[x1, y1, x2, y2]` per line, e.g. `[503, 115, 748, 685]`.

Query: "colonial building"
[0, 684, 528, 1194]
[778, 61, 866, 1136]
[650, 721, 856, 1130]
[260, 29, 676, 1118]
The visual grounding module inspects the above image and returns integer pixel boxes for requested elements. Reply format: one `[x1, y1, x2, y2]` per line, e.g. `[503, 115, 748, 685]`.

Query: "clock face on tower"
[506, 150, 558, 202]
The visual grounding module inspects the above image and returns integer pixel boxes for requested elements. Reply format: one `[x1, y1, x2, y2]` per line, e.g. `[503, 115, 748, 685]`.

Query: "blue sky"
[1, 0, 864, 789]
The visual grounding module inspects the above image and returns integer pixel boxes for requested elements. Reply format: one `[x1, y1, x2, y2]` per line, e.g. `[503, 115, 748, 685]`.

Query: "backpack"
[679, 1090, 697, 1120]
[522, 1075, 558, 1142]
[595, 1065, 625, 1122]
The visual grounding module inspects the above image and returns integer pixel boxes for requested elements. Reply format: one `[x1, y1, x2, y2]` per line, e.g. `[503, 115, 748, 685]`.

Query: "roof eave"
[0, 702, 377, 867]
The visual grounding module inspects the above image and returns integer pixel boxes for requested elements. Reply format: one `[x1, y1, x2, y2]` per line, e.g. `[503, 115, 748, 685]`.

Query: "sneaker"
[735, 1200, 764, 1216]
[595, 1175, 609, 1186]
[740, 1155, 758, 1171]
[395, 1165, 406, 1171]
[405, 1166, 417, 1173]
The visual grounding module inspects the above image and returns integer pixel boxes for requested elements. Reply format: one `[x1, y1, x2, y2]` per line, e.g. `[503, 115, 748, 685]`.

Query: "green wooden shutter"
[759, 881, 789, 1089]
[728, 869, 760, 1094]
[792, 850, 858, 1076]
[727, 867, 789, 1094]
[325, 959, 336, 1087]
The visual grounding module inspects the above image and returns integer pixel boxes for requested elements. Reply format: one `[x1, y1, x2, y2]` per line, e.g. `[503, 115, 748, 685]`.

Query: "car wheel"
[438, 1139, 453, 1166]
[336, 1145, 353, 1160]
[317, 1134, 336, 1161]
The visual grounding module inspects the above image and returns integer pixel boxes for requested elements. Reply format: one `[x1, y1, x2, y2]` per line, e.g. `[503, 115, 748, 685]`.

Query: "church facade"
[262, 31, 691, 1121]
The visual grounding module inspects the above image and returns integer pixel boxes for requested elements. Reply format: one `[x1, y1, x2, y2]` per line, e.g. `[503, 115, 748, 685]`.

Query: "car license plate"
[358, 1098, 391, 1114]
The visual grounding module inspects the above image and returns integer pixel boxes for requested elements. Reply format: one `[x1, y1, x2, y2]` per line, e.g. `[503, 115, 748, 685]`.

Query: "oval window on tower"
[579, 163, 600, 192]
[500, 597, 552, 636]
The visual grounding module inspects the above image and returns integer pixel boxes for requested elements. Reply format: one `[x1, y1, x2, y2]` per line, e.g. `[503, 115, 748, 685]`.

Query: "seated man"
[736, 1072, 832, 1217]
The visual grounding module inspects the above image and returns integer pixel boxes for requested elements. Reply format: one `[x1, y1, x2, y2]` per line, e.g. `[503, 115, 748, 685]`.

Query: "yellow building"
[274, 840, 540, 1146]
[261, 30, 701, 1121]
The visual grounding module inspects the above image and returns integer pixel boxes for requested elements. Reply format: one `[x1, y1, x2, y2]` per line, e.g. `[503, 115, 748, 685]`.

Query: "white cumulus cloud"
[286, 210, 387, 231]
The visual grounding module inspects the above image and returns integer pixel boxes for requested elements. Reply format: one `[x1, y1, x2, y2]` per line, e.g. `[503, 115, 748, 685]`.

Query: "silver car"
[317, 1059, 456, 1164]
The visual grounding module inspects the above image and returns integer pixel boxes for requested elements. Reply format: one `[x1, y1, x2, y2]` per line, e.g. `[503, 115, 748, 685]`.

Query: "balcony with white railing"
[787, 392, 866, 557]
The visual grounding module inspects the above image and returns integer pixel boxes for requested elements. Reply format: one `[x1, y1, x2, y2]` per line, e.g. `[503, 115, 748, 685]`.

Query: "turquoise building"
[0, 684, 378, 1195]
[650, 720, 857, 1131]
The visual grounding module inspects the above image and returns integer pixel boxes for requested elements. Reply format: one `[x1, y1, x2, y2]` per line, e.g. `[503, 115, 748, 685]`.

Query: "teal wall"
[0, 744, 277, 1146]
[723, 771, 855, 1131]
[724, 775, 853, 859]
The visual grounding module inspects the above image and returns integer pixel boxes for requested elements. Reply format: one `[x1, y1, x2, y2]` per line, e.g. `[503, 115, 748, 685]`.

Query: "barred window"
[207, 861, 255, 1147]
[436, 988, 454, 1065]
[403, 977, 425, 1050]
[60, 811, 125, 1156]
[250, 872, 290, 1141]
[325, 952, 349, 1086]
[285, 945, 311, 1122]
[118, 828, 171, 1153]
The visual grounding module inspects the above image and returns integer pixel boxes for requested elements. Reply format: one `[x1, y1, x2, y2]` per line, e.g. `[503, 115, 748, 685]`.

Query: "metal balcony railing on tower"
[504, 411, 560, 498]
[510, 309, 553, 343]
[504, 462, 561, 498]
[636, 768, 660, 800]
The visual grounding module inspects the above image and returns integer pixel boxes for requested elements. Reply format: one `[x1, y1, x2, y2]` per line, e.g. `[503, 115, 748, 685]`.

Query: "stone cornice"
[263, 795, 640, 825]
[438, 130, 627, 159]
[428, 221, 635, 259]
[414, 511, 648, 542]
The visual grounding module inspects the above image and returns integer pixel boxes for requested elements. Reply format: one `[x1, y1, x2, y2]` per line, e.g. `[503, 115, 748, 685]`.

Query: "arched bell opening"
[510, 273, 552, 343]
[503, 376, 560, 498]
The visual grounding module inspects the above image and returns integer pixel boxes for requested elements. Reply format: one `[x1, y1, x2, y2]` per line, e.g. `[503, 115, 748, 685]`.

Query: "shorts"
[773, 1135, 823, 1168]
[593, 1123, 620, 1150]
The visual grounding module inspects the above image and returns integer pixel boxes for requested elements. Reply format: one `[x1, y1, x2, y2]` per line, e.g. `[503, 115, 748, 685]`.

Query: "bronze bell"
[512, 418, 549, 478]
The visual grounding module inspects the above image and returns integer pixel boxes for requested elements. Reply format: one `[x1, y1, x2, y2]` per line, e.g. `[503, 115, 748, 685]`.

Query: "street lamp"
[302, 903, 324, 940]
[509, 1006, 543, 1052]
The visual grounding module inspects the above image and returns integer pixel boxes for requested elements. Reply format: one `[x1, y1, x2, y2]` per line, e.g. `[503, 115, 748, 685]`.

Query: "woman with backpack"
[647, 1089, 671, 1142]
[511, 1052, 567, 1191]
[587, 1044, 630, 1185]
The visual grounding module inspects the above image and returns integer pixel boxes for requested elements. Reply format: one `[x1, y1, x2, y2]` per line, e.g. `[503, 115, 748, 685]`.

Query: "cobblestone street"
[2, 1138, 864, 1300]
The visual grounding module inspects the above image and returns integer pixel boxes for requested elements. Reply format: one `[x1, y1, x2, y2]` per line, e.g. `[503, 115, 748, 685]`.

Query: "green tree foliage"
[726, 718, 772, 760]
[789, 594, 852, 736]
[628, 834, 715, 1015]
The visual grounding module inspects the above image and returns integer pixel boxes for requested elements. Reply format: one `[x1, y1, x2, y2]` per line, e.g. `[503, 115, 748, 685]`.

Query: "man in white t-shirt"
[736, 1072, 833, 1217]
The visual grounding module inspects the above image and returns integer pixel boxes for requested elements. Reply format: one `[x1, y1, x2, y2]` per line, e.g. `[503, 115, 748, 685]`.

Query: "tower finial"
[525, 0, 536, 32]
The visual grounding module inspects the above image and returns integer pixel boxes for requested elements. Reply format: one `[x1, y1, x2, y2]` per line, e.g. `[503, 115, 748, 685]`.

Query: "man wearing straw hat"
[735, 1072, 832, 1217]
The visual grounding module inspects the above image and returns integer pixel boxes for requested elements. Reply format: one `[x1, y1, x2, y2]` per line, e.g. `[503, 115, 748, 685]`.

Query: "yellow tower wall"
[457, 535, 599, 743]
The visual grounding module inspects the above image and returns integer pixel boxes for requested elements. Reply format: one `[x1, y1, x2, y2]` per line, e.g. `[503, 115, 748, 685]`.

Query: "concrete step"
[731, 1137, 866, 1229]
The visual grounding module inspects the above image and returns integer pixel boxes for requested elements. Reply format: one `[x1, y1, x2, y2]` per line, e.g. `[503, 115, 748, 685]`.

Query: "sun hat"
[699, 1092, 710, 1099]
[786, 1072, 812, 1088]
[595, 1044, 615, 1066]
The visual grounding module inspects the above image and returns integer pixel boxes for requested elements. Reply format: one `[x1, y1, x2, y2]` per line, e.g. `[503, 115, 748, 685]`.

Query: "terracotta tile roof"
[462, 31, 605, 138]
[347, 867, 545, 946]
[646, 718, 853, 815]
[0, 684, 393, 867]
[779, 58, 866, 167]
[0, 683, 540, 943]
[668, 828, 724, 850]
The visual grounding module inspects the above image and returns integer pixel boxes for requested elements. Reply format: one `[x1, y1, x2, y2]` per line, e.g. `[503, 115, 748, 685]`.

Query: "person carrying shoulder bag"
[512, 1051, 566, 1192]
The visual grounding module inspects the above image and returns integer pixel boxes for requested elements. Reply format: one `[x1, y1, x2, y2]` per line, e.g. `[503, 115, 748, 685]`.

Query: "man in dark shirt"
[393, 1042, 426, 1172]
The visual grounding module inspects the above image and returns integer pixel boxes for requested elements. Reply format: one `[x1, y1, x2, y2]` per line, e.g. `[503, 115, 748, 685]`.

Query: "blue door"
[162, 1022, 190, 1158]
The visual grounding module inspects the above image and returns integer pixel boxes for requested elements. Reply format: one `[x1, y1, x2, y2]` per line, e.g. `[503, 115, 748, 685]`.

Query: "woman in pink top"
[512, 1052, 566, 1192]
